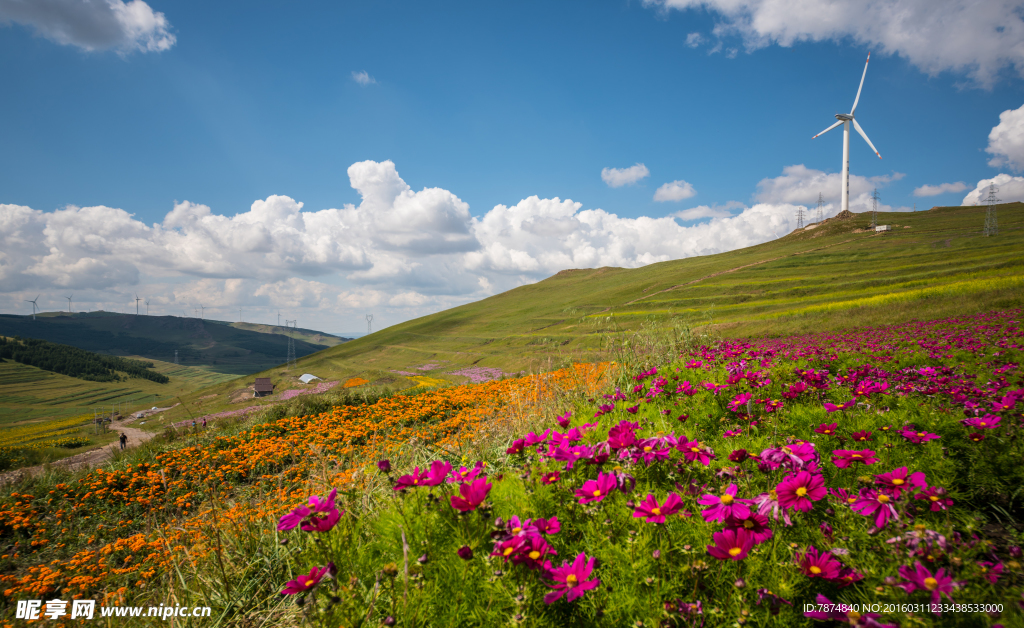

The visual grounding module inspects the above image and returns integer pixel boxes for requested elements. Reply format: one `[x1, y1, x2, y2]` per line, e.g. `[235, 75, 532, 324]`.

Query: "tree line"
[0, 336, 170, 384]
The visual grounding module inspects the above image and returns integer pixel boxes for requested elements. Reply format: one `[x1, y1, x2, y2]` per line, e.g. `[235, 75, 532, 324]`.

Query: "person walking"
[119, 433, 128, 450]
[202, 417, 207, 429]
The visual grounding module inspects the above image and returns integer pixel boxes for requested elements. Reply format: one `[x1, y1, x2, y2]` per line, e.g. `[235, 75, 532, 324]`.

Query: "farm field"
[0, 310, 1020, 626]
[146, 203, 1024, 431]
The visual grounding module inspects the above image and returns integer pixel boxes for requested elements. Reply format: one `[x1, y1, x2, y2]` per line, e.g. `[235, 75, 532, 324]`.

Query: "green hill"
[0, 313, 347, 376]
[47, 203, 1024, 431]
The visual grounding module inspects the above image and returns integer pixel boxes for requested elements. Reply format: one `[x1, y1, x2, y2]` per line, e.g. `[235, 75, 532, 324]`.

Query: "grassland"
[137, 203, 1024, 430]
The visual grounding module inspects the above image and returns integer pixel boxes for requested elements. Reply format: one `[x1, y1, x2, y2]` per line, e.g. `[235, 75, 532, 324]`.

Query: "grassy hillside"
[139, 203, 1024, 430]
[0, 313, 346, 376]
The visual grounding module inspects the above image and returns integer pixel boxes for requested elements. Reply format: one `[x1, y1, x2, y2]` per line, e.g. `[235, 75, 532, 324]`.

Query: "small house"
[875, 225, 891, 232]
[254, 377, 274, 397]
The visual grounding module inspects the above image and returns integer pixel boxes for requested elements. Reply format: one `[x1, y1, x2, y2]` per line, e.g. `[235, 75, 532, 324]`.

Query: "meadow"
[0, 309, 1021, 626]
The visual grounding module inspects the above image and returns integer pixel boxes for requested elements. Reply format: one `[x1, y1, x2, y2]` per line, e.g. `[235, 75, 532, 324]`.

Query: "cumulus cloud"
[601, 163, 650, 187]
[352, 70, 376, 85]
[961, 173, 1024, 205]
[913, 181, 968, 197]
[986, 103, 1024, 171]
[653, 179, 697, 202]
[643, 0, 1024, 86]
[755, 164, 907, 212]
[672, 201, 744, 222]
[685, 32, 704, 48]
[0, 0, 175, 53]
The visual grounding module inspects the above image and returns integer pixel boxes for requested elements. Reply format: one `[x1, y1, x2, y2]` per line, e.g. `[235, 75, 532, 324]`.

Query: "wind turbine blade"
[813, 120, 843, 139]
[852, 118, 882, 159]
[851, 52, 870, 115]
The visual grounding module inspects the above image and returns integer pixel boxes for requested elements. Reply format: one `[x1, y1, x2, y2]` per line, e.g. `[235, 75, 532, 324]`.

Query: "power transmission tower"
[174, 350, 179, 365]
[796, 206, 805, 229]
[816, 193, 825, 223]
[285, 320, 297, 368]
[870, 188, 880, 228]
[366, 314, 373, 336]
[983, 184, 1000, 236]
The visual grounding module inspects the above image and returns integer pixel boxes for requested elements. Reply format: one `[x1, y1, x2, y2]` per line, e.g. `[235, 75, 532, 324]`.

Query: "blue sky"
[2, 0, 1024, 334]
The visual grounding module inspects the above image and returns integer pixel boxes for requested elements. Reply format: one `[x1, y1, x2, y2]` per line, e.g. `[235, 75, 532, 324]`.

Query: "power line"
[816, 193, 825, 223]
[796, 206, 805, 229]
[983, 184, 1000, 236]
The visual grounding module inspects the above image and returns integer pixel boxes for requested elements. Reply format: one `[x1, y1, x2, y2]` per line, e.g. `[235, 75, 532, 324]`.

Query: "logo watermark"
[16, 599, 212, 621]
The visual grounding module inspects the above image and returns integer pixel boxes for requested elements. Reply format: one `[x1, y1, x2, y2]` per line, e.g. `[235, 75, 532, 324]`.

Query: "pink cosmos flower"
[535, 516, 561, 535]
[540, 471, 560, 485]
[901, 428, 940, 444]
[575, 472, 617, 504]
[753, 490, 793, 525]
[706, 529, 754, 561]
[850, 430, 873, 442]
[796, 545, 842, 579]
[632, 493, 683, 524]
[832, 449, 878, 469]
[962, 414, 1001, 429]
[506, 439, 526, 454]
[851, 488, 899, 529]
[678, 439, 715, 466]
[551, 445, 594, 469]
[448, 461, 484, 483]
[723, 429, 743, 438]
[914, 486, 953, 511]
[506, 516, 538, 537]
[277, 504, 312, 532]
[775, 471, 827, 512]
[978, 561, 1004, 583]
[543, 553, 600, 604]
[698, 483, 751, 523]
[491, 537, 527, 561]
[423, 460, 453, 486]
[814, 422, 838, 436]
[782, 381, 807, 399]
[281, 563, 333, 595]
[449, 476, 492, 512]
[510, 535, 557, 570]
[555, 411, 571, 428]
[724, 513, 773, 545]
[824, 399, 856, 413]
[393, 466, 430, 491]
[968, 432, 985, 443]
[524, 430, 551, 446]
[728, 392, 753, 412]
[634, 438, 672, 465]
[606, 420, 639, 450]
[898, 561, 956, 605]
[703, 382, 728, 395]
[874, 467, 926, 498]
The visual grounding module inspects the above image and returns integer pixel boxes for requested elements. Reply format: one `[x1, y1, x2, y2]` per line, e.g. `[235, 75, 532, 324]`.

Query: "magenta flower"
[301, 507, 342, 532]
[551, 445, 594, 469]
[978, 561, 1004, 584]
[377, 459, 392, 472]
[851, 488, 899, 529]
[511, 535, 557, 570]
[724, 513, 773, 545]
[535, 516, 561, 535]
[457, 546, 473, 560]
[796, 546, 842, 579]
[698, 483, 751, 522]
[506, 439, 526, 454]
[281, 563, 333, 595]
[814, 422, 838, 436]
[728, 392, 753, 412]
[706, 529, 754, 561]
[898, 561, 956, 605]
[753, 490, 793, 526]
[574, 472, 617, 504]
[850, 430, 873, 442]
[606, 420, 639, 450]
[277, 504, 311, 532]
[962, 414, 1001, 429]
[914, 485, 953, 511]
[424, 460, 453, 486]
[540, 471, 560, 485]
[782, 381, 807, 399]
[555, 411, 572, 428]
[678, 439, 715, 466]
[449, 476, 492, 512]
[543, 553, 600, 604]
[729, 448, 749, 463]
[823, 399, 856, 413]
[632, 492, 683, 524]
[507, 516, 539, 537]
[280, 489, 343, 532]
[831, 449, 877, 469]
[900, 428, 940, 444]
[874, 467, 926, 498]
[393, 466, 430, 491]
[968, 432, 985, 443]
[448, 461, 484, 483]
[723, 429, 743, 438]
[775, 471, 826, 512]
[635, 438, 672, 465]
[491, 537, 527, 561]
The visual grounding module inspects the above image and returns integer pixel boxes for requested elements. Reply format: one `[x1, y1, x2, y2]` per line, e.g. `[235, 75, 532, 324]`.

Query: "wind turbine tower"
[135, 293, 141, 316]
[812, 53, 882, 215]
[199, 304, 205, 320]
[66, 295, 73, 313]
[145, 300, 150, 316]
[25, 295, 39, 320]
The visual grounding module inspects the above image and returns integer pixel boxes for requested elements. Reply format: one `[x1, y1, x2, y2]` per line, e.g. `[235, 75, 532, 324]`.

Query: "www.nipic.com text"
[16, 599, 212, 620]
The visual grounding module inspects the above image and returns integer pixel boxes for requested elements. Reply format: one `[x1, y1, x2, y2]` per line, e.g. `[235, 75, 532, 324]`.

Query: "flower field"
[1, 310, 1023, 626]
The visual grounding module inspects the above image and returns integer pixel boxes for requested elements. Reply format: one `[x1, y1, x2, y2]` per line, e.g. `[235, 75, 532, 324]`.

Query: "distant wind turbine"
[25, 295, 39, 320]
[145, 299, 150, 316]
[812, 52, 882, 215]
[66, 295, 73, 313]
[199, 304, 205, 319]
[135, 293, 142, 316]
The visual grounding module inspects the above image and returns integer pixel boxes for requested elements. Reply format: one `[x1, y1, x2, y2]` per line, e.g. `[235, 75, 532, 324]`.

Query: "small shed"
[299, 373, 321, 384]
[254, 377, 275, 397]
[875, 225, 891, 232]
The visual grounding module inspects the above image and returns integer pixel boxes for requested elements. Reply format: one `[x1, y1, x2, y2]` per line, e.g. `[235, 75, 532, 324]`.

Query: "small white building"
[299, 373, 321, 384]
[875, 225, 891, 232]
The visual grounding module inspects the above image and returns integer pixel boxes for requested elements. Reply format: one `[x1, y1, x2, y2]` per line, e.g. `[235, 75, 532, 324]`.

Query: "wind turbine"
[25, 295, 39, 320]
[135, 293, 142, 316]
[812, 52, 882, 214]
[145, 299, 150, 316]
[199, 304, 205, 319]
[66, 295, 73, 313]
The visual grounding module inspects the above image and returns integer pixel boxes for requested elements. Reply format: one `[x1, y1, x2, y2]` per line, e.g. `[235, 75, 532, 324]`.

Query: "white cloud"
[987, 103, 1024, 171]
[962, 173, 1024, 205]
[755, 164, 906, 212]
[643, 0, 1024, 87]
[913, 181, 968, 197]
[0, 0, 175, 53]
[352, 70, 376, 85]
[685, 32, 704, 48]
[601, 163, 650, 187]
[653, 179, 697, 202]
[672, 201, 744, 221]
